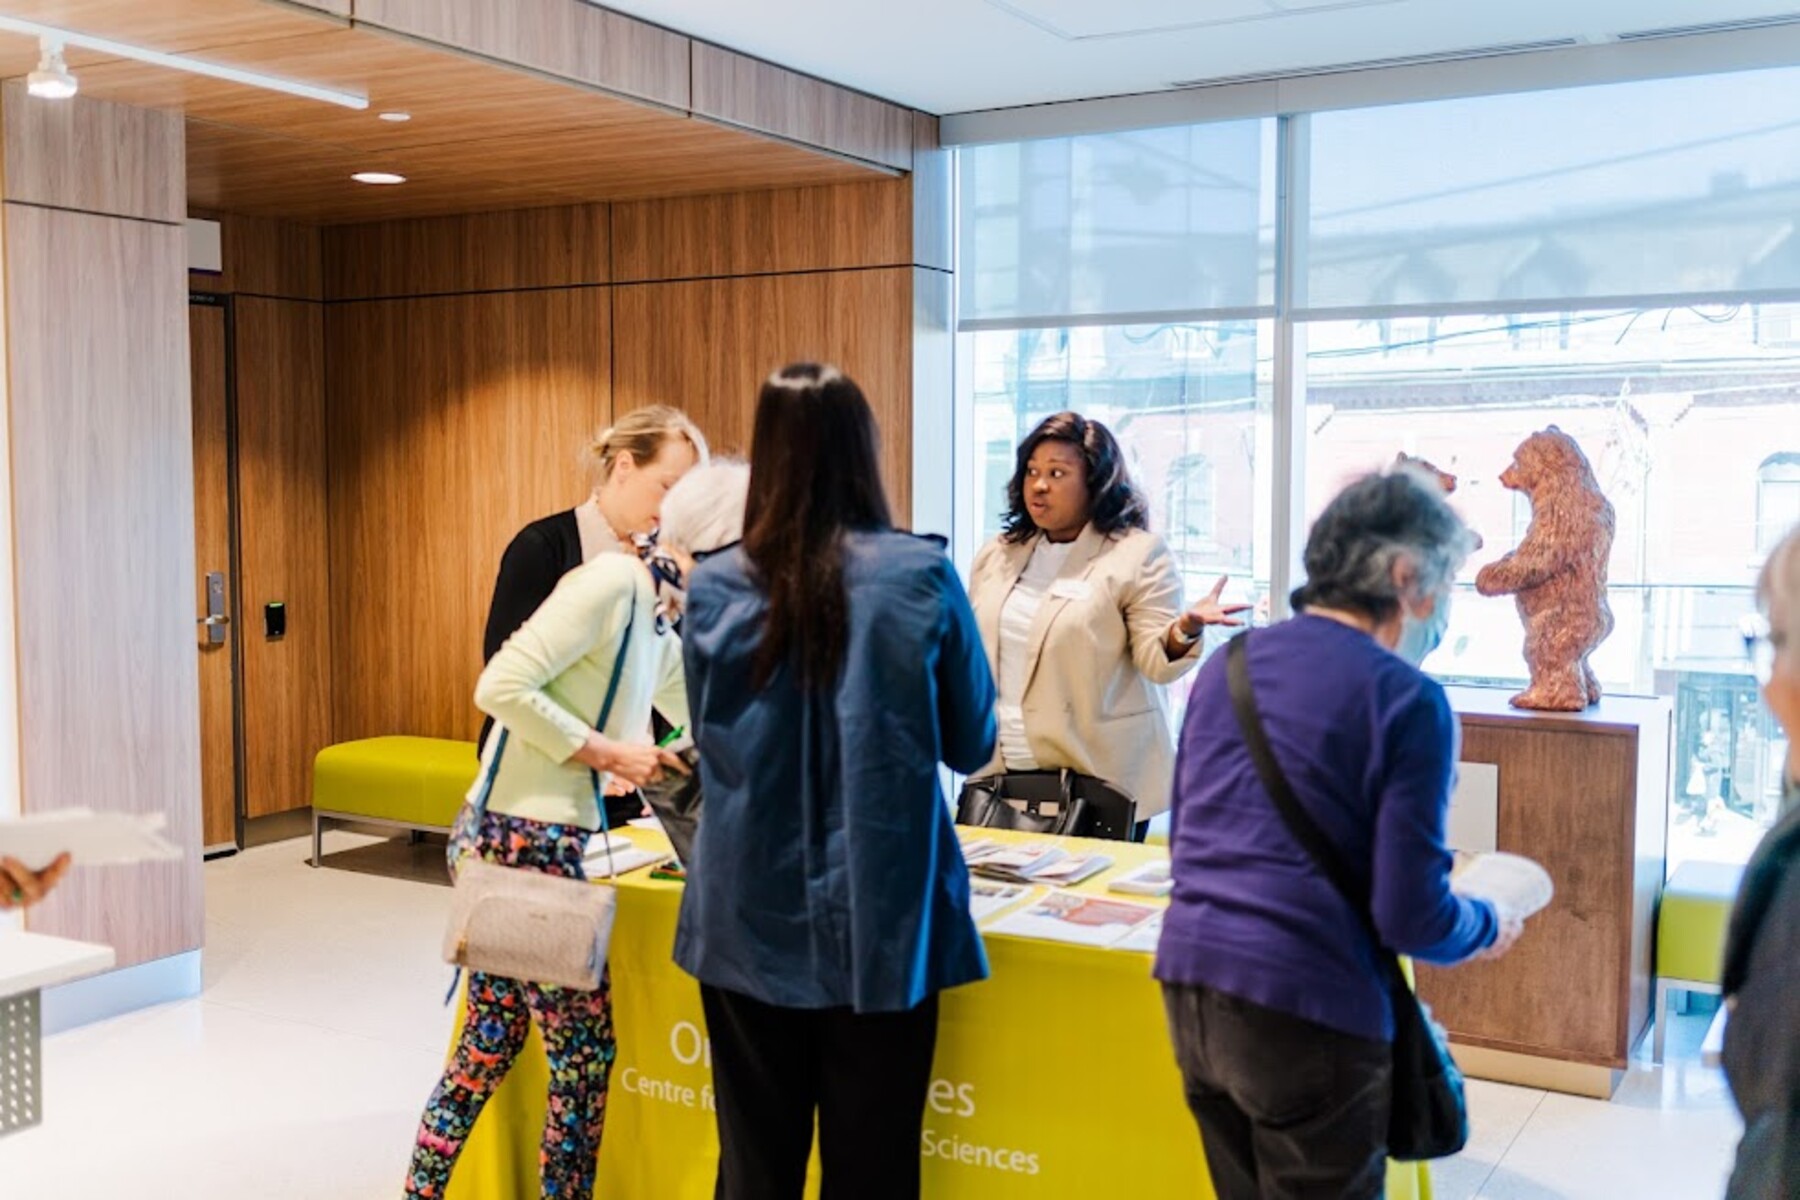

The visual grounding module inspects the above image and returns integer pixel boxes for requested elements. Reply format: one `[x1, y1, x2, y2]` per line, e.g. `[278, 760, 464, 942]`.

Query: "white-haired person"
[1721, 523, 1800, 1200]
[653, 458, 752, 594]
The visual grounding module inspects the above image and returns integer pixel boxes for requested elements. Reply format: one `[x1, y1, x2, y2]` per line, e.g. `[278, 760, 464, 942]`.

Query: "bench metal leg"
[311, 810, 324, 868]
[1654, 978, 1723, 1064]
[1654, 978, 1672, 1064]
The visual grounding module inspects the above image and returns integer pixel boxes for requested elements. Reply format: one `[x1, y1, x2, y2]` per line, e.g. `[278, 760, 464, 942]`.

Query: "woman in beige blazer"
[968, 412, 1247, 833]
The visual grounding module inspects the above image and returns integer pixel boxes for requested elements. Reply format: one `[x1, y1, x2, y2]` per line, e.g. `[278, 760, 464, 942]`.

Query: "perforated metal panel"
[0, 990, 42, 1136]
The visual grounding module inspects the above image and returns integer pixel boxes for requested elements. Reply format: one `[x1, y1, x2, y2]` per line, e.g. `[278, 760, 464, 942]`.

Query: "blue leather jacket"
[673, 531, 997, 1013]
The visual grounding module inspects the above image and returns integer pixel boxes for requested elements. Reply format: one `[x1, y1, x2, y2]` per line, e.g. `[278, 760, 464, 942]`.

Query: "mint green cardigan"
[473, 554, 689, 830]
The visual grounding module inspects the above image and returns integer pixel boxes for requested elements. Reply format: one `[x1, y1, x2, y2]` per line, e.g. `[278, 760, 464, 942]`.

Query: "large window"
[1302, 305, 1795, 869]
[956, 70, 1800, 865]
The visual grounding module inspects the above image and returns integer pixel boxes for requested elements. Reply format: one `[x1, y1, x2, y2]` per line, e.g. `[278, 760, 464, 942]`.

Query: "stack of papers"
[583, 832, 670, 878]
[0, 808, 183, 871]
[1107, 861, 1173, 897]
[1113, 911, 1165, 955]
[1451, 852, 1554, 920]
[969, 842, 1068, 884]
[987, 893, 1163, 949]
[1028, 853, 1114, 887]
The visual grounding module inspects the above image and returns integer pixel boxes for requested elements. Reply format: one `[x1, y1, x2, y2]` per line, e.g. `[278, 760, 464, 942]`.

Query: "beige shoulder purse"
[441, 598, 635, 992]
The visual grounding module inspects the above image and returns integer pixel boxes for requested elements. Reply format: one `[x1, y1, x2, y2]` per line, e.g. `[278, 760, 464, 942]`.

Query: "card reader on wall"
[264, 601, 286, 640]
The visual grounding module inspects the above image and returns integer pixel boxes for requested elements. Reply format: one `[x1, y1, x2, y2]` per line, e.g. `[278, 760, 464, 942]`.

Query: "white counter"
[0, 932, 114, 999]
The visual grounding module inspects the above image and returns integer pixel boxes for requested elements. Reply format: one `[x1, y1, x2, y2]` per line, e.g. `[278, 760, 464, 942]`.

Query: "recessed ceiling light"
[378, 111, 411, 122]
[352, 171, 406, 185]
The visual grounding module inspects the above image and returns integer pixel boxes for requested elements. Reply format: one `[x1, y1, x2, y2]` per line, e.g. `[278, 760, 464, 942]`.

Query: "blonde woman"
[479, 406, 707, 772]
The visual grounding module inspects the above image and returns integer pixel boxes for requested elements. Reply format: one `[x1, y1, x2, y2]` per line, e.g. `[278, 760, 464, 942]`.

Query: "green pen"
[656, 725, 687, 748]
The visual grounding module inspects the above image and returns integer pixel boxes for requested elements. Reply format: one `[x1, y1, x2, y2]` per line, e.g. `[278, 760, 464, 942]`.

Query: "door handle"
[199, 571, 230, 645]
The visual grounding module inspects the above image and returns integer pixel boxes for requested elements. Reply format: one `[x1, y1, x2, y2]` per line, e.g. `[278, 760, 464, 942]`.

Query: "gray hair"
[1291, 464, 1477, 619]
[1759, 523, 1800, 643]
[658, 459, 750, 556]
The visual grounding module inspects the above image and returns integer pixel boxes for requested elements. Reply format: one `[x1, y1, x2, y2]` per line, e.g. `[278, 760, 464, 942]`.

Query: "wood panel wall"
[610, 181, 909, 282]
[612, 269, 915, 517]
[325, 288, 611, 742]
[235, 298, 333, 817]
[353, 0, 691, 110]
[324, 205, 610, 300]
[320, 174, 930, 744]
[2, 92, 202, 966]
[0, 82, 184, 223]
[691, 44, 914, 171]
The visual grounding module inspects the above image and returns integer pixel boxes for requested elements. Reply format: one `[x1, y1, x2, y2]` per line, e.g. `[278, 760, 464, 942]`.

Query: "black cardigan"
[478, 510, 583, 755]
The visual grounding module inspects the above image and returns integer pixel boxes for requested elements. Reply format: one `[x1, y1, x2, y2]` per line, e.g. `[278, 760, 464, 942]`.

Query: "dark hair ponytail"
[742, 363, 893, 688]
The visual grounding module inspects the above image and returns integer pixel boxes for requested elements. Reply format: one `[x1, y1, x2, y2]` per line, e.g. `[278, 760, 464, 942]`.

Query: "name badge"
[1049, 579, 1092, 602]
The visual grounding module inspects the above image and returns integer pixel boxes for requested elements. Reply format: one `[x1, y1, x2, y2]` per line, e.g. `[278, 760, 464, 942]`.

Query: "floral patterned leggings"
[405, 811, 616, 1200]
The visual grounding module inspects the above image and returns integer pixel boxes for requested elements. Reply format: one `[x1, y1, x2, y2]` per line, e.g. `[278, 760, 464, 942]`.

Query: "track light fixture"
[27, 37, 77, 100]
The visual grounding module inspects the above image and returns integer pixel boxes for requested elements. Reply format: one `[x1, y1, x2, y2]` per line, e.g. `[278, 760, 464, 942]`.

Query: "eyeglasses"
[1742, 614, 1777, 686]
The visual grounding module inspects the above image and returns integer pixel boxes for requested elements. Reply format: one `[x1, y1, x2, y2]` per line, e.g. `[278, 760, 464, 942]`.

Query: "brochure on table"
[583, 832, 671, 877]
[988, 893, 1163, 950]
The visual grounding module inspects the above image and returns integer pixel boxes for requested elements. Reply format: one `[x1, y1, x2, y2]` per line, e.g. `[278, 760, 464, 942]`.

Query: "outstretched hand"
[1179, 576, 1252, 636]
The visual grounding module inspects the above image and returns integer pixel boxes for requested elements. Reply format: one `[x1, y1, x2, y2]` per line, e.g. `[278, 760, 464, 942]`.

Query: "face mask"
[1782, 771, 1800, 821]
[1395, 594, 1451, 667]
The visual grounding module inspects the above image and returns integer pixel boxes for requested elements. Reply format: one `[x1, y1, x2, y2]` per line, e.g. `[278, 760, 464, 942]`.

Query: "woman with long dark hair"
[674, 363, 997, 1200]
[965, 411, 1246, 838]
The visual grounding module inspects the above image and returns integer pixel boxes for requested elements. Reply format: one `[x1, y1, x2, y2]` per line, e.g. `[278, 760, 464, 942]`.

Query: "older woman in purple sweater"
[1156, 467, 1522, 1200]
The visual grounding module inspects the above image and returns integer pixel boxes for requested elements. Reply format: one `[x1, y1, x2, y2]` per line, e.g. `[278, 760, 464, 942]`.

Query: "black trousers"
[700, 984, 940, 1200]
[1162, 983, 1392, 1200]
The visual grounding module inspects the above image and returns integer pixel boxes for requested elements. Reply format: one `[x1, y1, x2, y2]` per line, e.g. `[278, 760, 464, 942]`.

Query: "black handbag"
[955, 770, 1138, 841]
[1225, 633, 1470, 1162]
[638, 745, 702, 868]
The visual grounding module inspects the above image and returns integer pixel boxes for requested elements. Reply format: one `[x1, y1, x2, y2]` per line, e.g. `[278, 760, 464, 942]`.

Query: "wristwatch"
[1170, 618, 1202, 647]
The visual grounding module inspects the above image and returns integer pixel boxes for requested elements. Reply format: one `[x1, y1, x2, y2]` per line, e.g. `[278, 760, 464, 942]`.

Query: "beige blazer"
[968, 524, 1199, 819]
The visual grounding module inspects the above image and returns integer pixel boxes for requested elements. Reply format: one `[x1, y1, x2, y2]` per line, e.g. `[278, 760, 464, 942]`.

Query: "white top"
[0, 931, 114, 999]
[996, 538, 1076, 770]
[574, 497, 624, 564]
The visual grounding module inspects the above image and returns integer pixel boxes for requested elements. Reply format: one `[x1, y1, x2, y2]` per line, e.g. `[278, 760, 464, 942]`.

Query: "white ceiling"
[601, 0, 1800, 113]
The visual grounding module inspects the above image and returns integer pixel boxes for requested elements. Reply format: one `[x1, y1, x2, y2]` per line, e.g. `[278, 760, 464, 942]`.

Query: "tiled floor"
[0, 836, 1746, 1198]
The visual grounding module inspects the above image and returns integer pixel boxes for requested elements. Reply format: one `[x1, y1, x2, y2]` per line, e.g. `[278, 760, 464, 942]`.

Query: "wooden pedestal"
[1419, 688, 1671, 1098]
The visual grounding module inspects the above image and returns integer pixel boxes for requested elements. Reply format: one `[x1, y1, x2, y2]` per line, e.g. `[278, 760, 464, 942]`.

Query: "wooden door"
[190, 298, 240, 851]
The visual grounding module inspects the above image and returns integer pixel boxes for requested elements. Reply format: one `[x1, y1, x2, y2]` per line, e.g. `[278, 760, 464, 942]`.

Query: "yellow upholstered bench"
[311, 737, 479, 868]
[1654, 860, 1744, 1063]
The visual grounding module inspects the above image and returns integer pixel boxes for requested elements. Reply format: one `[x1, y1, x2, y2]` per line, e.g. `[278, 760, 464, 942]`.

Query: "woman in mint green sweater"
[405, 548, 689, 1200]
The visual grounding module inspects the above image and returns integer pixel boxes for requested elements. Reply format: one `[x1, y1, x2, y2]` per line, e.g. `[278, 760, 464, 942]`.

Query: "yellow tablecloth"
[444, 829, 1431, 1200]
